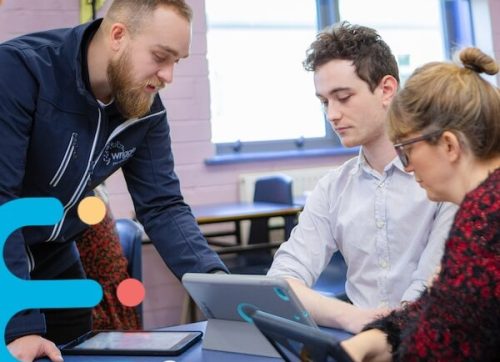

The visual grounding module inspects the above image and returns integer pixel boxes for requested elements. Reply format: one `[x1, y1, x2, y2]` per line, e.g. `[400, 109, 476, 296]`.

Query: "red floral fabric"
[77, 210, 141, 330]
[365, 169, 500, 361]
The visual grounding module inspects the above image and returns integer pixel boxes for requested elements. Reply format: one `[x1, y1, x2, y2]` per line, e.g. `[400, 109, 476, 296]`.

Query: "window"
[205, 0, 475, 162]
[205, 0, 335, 157]
[336, 0, 475, 84]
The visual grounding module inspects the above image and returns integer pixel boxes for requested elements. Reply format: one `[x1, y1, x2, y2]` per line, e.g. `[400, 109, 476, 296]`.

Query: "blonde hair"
[388, 47, 500, 159]
[104, 0, 192, 35]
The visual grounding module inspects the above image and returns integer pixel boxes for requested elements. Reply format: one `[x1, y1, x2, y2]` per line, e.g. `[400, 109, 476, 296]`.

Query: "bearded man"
[0, 1, 228, 361]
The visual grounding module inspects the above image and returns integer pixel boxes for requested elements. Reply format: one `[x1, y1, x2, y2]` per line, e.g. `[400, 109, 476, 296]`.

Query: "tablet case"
[182, 273, 317, 357]
[252, 310, 354, 362]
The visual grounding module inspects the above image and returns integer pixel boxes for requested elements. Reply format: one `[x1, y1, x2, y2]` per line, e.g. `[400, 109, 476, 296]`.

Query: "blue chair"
[248, 174, 295, 244]
[312, 251, 349, 301]
[226, 174, 295, 275]
[115, 218, 144, 325]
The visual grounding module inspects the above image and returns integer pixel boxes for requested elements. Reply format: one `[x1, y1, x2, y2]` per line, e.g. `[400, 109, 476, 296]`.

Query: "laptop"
[251, 310, 354, 362]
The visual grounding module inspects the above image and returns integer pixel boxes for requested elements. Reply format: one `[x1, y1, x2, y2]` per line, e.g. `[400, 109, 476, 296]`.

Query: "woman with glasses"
[340, 47, 499, 361]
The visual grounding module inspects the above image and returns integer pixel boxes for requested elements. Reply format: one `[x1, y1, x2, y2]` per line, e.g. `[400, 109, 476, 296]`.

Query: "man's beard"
[107, 50, 160, 119]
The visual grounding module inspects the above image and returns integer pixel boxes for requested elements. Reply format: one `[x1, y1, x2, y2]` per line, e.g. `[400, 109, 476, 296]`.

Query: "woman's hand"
[340, 329, 392, 362]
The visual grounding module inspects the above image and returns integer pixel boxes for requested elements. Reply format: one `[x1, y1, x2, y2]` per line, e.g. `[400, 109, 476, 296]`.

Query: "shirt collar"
[352, 147, 409, 176]
[349, 148, 365, 175]
[392, 156, 409, 173]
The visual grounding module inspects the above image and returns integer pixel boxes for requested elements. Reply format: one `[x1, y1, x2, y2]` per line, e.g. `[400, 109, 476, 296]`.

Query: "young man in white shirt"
[267, 22, 457, 333]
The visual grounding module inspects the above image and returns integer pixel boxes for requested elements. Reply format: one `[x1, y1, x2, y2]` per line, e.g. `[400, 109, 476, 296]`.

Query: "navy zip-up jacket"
[0, 20, 227, 342]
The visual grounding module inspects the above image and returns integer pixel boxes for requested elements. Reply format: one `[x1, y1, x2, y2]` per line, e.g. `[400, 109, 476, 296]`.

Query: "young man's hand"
[7, 335, 63, 362]
[286, 277, 390, 333]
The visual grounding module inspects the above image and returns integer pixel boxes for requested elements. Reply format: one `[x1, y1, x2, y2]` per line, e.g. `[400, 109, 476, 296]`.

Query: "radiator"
[238, 166, 333, 202]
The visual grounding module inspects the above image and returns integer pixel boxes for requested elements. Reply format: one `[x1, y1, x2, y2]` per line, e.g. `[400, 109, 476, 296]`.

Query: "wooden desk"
[191, 202, 303, 249]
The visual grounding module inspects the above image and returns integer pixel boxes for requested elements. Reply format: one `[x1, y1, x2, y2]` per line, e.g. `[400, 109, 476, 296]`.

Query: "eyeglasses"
[393, 130, 443, 167]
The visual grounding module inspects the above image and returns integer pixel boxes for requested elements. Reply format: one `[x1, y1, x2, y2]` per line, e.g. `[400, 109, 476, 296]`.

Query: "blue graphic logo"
[0, 198, 102, 361]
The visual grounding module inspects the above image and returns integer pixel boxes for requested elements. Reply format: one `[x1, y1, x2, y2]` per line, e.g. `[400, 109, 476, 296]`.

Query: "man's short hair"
[106, 0, 192, 35]
[303, 21, 399, 92]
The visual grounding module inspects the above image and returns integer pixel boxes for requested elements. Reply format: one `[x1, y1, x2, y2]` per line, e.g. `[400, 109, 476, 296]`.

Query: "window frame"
[207, 0, 474, 164]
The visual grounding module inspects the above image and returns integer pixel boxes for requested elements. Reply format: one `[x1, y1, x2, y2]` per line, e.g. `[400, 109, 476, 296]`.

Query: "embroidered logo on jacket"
[102, 141, 136, 166]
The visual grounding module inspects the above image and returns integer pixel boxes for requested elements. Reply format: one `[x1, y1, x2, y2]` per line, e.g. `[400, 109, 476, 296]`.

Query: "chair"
[115, 218, 144, 325]
[248, 174, 295, 244]
[312, 251, 349, 301]
[225, 174, 295, 275]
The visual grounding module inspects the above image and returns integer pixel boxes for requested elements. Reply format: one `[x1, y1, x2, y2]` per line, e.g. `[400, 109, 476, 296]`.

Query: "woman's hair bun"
[459, 47, 499, 75]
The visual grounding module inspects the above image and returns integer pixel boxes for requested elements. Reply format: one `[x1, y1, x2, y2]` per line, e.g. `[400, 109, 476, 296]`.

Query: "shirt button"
[378, 301, 389, 308]
[380, 260, 388, 269]
[376, 220, 385, 228]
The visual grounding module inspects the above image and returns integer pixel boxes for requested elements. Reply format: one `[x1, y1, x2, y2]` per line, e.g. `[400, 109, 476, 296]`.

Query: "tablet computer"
[61, 330, 202, 356]
[251, 310, 353, 362]
[182, 273, 316, 327]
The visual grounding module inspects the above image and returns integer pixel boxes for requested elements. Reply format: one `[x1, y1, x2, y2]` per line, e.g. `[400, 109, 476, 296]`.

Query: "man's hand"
[286, 277, 390, 333]
[7, 335, 63, 362]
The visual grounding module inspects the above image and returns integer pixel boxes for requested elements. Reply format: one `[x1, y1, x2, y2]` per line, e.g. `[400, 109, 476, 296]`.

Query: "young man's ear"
[379, 75, 398, 107]
[109, 23, 128, 52]
[441, 131, 462, 163]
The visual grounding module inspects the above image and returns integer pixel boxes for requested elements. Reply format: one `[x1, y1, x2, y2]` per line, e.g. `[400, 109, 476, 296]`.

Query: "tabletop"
[39, 321, 352, 362]
[191, 202, 303, 225]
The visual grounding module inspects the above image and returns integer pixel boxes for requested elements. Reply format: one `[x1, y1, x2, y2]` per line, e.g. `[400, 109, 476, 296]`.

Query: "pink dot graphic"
[117, 278, 145, 307]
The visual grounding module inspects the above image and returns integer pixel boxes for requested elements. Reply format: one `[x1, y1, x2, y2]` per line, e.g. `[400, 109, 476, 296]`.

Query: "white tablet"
[182, 273, 317, 327]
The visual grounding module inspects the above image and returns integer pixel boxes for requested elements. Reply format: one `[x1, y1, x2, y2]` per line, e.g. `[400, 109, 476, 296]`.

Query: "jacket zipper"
[47, 109, 102, 241]
[46, 109, 166, 242]
[26, 245, 35, 272]
[49, 132, 78, 187]
[92, 110, 166, 163]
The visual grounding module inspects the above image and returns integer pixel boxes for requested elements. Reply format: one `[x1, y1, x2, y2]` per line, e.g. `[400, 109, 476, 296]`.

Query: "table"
[42, 321, 352, 362]
[141, 202, 303, 251]
[191, 202, 303, 250]
[192, 202, 303, 225]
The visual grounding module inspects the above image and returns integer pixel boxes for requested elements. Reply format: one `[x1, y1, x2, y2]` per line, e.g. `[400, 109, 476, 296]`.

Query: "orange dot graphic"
[77, 196, 106, 225]
[117, 278, 146, 307]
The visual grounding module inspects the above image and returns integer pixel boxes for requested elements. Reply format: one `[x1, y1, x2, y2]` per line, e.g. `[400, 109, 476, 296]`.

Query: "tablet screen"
[73, 331, 193, 350]
[62, 330, 203, 355]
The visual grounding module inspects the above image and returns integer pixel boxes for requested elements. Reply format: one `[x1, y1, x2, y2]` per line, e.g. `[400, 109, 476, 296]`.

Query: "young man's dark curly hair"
[303, 21, 399, 92]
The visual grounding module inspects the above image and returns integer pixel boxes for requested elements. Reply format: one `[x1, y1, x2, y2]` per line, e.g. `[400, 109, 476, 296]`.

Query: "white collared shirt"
[268, 151, 457, 308]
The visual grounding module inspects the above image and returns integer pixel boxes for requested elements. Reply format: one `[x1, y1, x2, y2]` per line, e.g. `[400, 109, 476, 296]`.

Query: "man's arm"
[268, 176, 338, 286]
[400, 201, 457, 302]
[122, 107, 228, 278]
[0, 45, 48, 342]
[286, 278, 389, 333]
[268, 174, 389, 332]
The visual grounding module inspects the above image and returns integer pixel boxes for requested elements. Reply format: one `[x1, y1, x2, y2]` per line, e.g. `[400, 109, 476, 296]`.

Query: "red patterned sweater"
[365, 168, 500, 361]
